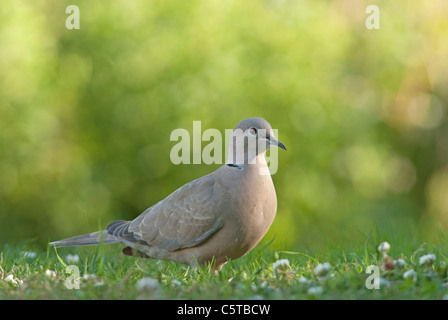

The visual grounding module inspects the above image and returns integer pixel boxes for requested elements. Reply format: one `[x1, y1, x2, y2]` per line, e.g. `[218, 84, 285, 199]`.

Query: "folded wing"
[107, 173, 223, 251]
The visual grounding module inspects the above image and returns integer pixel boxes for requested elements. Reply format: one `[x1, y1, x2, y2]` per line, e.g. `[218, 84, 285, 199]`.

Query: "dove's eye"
[248, 127, 258, 135]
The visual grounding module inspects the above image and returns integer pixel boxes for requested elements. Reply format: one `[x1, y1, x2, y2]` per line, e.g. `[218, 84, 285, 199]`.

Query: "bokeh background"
[1, 0, 448, 252]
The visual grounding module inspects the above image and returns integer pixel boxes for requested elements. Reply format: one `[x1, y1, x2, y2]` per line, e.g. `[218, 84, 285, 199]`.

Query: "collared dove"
[50, 117, 286, 272]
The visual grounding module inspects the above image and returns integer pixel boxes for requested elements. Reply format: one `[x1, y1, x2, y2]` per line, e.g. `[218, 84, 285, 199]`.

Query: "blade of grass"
[53, 245, 68, 269]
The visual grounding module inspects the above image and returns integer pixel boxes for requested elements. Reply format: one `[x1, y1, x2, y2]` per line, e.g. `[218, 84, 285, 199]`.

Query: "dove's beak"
[276, 140, 287, 150]
[268, 136, 286, 150]
[265, 133, 286, 150]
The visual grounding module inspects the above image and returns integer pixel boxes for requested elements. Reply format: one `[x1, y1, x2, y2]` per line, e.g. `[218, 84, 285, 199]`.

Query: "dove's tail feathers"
[49, 230, 120, 248]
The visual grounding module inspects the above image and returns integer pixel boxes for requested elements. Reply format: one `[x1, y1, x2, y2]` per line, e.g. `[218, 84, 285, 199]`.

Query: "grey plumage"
[50, 117, 286, 272]
[49, 230, 119, 247]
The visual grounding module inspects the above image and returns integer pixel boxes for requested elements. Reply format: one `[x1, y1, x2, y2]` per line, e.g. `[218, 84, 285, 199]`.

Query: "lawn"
[1, 237, 447, 300]
[1, 0, 448, 303]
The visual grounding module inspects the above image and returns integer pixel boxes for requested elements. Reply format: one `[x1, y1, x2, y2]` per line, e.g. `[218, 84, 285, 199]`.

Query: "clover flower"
[377, 242, 391, 256]
[393, 258, 406, 269]
[136, 277, 160, 291]
[403, 269, 417, 282]
[272, 259, 290, 273]
[66, 254, 80, 264]
[298, 276, 311, 284]
[83, 274, 97, 280]
[171, 279, 183, 287]
[419, 254, 436, 266]
[45, 269, 56, 278]
[4, 274, 23, 286]
[314, 262, 331, 278]
[22, 251, 36, 259]
[307, 286, 324, 296]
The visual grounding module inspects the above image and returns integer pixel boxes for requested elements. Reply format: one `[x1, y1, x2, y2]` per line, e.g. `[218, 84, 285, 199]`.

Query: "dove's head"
[227, 117, 286, 165]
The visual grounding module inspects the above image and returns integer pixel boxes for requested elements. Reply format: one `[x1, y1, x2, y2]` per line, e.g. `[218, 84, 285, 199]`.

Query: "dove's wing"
[109, 173, 224, 251]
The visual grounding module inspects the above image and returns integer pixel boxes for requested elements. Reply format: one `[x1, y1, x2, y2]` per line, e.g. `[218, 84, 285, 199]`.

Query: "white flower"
[377, 242, 391, 255]
[272, 259, 290, 273]
[379, 277, 391, 288]
[5, 274, 15, 283]
[403, 269, 417, 282]
[136, 277, 160, 291]
[171, 279, 182, 287]
[66, 254, 80, 264]
[419, 254, 436, 266]
[4, 274, 23, 286]
[393, 258, 406, 269]
[83, 274, 96, 280]
[307, 286, 324, 296]
[314, 262, 331, 278]
[298, 276, 311, 284]
[45, 269, 56, 278]
[23, 251, 37, 259]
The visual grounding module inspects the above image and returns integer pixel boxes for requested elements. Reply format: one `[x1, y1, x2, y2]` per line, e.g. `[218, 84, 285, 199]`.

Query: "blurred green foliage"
[1, 0, 448, 250]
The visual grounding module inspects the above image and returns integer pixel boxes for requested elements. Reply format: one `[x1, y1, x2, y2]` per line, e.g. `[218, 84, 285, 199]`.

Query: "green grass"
[1, 239, 447, 300]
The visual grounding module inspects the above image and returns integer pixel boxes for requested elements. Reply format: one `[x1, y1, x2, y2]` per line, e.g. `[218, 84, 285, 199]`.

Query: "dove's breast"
[210, 163, 278, 261]
[171, 161, 278, 268]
